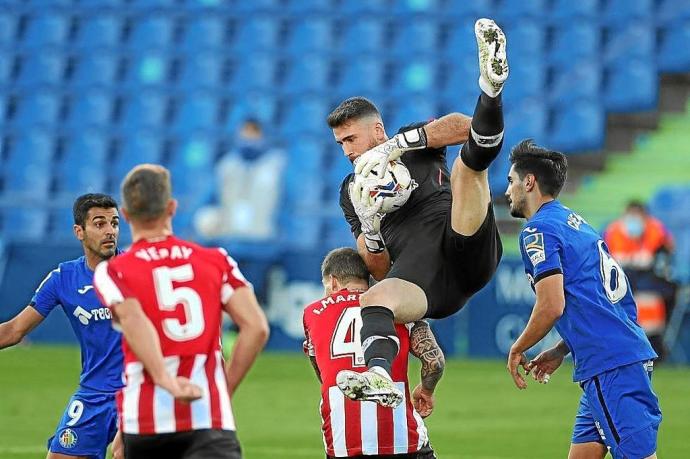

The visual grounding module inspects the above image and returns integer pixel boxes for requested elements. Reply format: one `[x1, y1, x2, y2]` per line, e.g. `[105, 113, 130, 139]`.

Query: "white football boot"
[475, 18, 509, 97]
[336, 368, 403, 408]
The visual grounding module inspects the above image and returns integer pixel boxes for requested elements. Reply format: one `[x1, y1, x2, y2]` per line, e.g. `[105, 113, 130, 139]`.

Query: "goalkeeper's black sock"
[460, 92, 504, 172]
[360, 306, 399, 376]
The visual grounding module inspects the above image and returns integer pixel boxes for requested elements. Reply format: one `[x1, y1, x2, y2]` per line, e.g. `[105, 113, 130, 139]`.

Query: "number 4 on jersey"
[331, 307, 366, 367]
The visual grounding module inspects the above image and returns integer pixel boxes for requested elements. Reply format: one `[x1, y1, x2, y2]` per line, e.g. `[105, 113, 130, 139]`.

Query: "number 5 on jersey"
[331, 307, 366, 367]
[153, 264, 205, 342]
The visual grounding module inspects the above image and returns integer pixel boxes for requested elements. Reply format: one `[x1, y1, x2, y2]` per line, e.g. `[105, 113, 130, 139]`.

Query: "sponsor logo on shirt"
[77, 285, 94, 294]
[59, 428, 78, 448]
[523, 233, 545, 266]
[73, 305, 112, 325]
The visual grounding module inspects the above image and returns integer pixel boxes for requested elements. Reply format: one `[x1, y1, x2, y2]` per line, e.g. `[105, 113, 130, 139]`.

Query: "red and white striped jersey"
[303, 289, 429, 457]
[94, 235, 249, 435]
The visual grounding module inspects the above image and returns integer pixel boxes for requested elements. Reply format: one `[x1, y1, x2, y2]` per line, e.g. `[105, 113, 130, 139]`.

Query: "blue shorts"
[572, 360, 662, 459]
[47, 389, 118, 459]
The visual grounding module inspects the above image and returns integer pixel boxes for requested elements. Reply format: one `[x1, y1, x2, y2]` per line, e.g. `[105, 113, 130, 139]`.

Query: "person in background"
[194, 118, 286, 240]
[604, 200, 676, 359]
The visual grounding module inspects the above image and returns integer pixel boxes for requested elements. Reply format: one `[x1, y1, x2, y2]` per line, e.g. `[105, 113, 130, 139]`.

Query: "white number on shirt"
[66, 400, 84, 427]
[153, 264, 205, 341]
[330, 307, 365, 367]
[597, 240, 628, 304]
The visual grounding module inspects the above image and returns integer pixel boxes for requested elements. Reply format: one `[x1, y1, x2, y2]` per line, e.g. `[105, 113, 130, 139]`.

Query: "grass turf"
[1, 346, 688, 458]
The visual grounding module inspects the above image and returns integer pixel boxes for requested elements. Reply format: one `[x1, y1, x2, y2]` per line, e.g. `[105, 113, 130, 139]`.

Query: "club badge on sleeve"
[524, 233, 545, 266]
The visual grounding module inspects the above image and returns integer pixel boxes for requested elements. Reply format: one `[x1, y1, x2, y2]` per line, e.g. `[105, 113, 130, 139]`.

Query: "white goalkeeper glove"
[354, 127, 428, 178]
[349, 176, 385, 253]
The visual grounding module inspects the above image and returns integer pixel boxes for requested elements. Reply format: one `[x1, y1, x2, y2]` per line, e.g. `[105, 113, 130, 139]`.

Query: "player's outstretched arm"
[423, 113, 472, 148]
[409, 321, 445, 418]
[223, 286, 270, 399]
[113, 298, 202, 403]
[0, 306, 44, 349]
[508, 274, 565, 389]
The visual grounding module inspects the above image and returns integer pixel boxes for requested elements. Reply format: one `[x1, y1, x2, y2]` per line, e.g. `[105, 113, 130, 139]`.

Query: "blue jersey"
[31, 256, 123, 393]
[518, 201, 656, 382]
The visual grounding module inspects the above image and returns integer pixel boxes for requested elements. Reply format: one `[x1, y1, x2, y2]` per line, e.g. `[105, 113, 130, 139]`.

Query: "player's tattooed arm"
[423, 113, 472, 149]
[409, 321, 445, 391]
[309, 356, 322, 383]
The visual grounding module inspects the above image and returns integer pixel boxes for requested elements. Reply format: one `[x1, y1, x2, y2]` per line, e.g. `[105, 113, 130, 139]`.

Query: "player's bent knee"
[360, 278, 427, 323]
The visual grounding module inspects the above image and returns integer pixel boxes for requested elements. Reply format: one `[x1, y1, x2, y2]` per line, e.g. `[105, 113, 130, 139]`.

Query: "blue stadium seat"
[182, 17, 227, 50]
[232, 17, 282, 52]
[494, 0, 545, 21]
[1, 208, 49, 240]
[283, 161, 323, 214]
[128, 16, 175, 50]
[658, 0, 690, 24]
[228, 54, 277, 93]
[3, 132, 54, 198]
[659, 21, 690, 72]
[76, 14, 122, 49]
[224, 92, 278, 132]
[386, 98, 437, 131]
[61, 132, 109, 168]
[287, 137, 325, 175]
[549, 23, 600, 67]
[550, 0, 599, 21]
[503, 21, 545, 58]
[392, 19, 437, 56]
[124, 53, 169, 88]
[336, 55, 387, 97]
[504, 101, 548, 142]
[71, 54, 119, 87]
[121, 92, 168, 130]
[280, 212, 322, 251]
[114, 133, 164, 179]
[548, 100, 605, 152]
[235, 0, 283, 13]
[444, 0, 493, 18]
[22, 14, 69, 48]
[390, 59, 438, 95]
[549, 62, 602, 108]
[442, 18, 479, 57]
[178, 53, 222, 91]
[339, 0, 391, 14]
[604, 60, 657, 112]
[0, 12, 19, 46]
[168, 136, 217, 216]
[327, 156, 352, 202]
[169, 135, 216, 172]
[603, 0, 653, 24]
[17, 52, 65, 87]
[7, 131, 55, 169]
[284, 0, 335, 13]
[280, 97, 330, 136]
[56, 155, 108, 197]
[172, 93, 218, 134]
[13, 91, 61, 128]
[323, 216, 354, 250]
[501, 56, 544, 104]
[2, 163, 51, 198]
[67, 90, 113, 129]
[0, 53, 12, 86]
[338, 19, 388, 54]
[604, 23, 655, 65]
[281, 56, 331, 94]
[286, 18, 334, 54]
[392, 0, 442, 13]
[441, 55, 478, 107]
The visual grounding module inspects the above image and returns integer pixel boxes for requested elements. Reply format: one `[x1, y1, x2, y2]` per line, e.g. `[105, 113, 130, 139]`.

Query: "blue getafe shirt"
[31, 256, 124, 393]
[518, 200, 656, 382]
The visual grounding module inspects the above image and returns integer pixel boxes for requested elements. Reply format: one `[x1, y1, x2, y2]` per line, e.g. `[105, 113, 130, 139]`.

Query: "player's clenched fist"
[412, 384, 435, 418]
[161, 376, 203, 403]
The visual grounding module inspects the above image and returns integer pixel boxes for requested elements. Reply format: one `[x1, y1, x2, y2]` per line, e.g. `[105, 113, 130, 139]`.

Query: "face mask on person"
[623, 215, 644, 238]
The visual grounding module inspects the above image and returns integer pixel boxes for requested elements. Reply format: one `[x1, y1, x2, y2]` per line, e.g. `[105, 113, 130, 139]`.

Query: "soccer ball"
[361, 160, 418, 214]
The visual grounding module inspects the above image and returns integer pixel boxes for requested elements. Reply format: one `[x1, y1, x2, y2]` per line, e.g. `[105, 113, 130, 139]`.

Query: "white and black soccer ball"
[359, 160, 418, 214]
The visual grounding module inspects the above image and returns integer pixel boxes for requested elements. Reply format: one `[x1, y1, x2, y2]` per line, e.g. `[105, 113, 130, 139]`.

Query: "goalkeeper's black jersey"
[339, 121, 454, 261]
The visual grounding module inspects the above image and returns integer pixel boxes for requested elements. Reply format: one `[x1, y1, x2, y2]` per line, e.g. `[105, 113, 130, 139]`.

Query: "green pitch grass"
[1, 346, 688, 459]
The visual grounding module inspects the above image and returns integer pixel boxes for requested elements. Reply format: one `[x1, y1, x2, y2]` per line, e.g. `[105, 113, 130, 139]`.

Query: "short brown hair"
[326, 96, 381, 128]
[321, 247, 369, 284]
[121, 164, 172, 221]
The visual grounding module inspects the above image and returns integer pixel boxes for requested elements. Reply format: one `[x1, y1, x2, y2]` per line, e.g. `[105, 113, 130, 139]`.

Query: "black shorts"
[386, 203, 502, 319]
[124, 429, 241, 459]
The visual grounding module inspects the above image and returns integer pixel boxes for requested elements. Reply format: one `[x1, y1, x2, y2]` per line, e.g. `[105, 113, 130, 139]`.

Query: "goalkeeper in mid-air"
[326, 19, 508, 407]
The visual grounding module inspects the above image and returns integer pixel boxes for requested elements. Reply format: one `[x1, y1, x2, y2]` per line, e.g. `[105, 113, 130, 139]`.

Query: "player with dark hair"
[0, 193, 124, 459]
[93, 164, 269, 459]
[327, 19, 507, 406]
[504, 140, 661, 459]
[303, 247, 444, 458]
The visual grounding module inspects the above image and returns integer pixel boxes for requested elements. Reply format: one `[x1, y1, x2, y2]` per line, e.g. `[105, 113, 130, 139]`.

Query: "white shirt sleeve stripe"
[328, 386, 347, 457]
[93, 261, 125, 306]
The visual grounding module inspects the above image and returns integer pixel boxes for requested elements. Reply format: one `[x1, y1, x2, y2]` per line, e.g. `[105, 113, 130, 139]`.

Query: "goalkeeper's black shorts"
[386, 203, 502, 320]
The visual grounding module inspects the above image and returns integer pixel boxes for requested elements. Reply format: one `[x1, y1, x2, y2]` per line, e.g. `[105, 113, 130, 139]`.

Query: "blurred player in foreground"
[303, 247, 444, 458]
[327, 19, 507, 407]
[0, 193, 123, 459]
[505, 140, 661, 459]
[94, 164, 269, 459]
